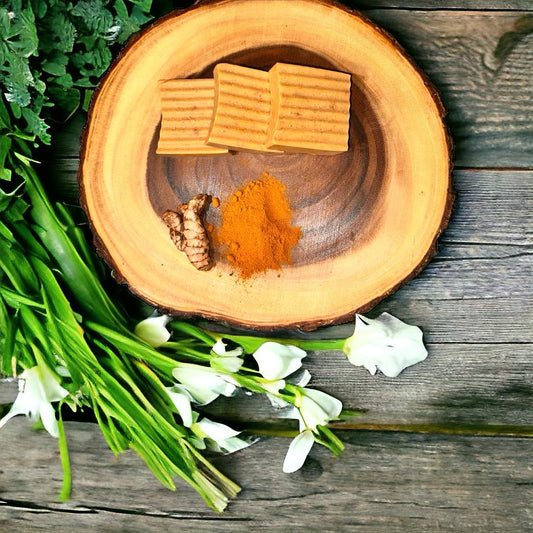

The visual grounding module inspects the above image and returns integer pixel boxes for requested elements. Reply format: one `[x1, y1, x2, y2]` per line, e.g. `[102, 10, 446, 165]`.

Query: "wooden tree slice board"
[79, 0, 453, 331]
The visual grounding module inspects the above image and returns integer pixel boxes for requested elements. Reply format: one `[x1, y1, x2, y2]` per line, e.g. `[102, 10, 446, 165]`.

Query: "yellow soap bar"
[157, 78, 228, 155]
[207, 63, 281, 153]
[267, 63, 351, 154]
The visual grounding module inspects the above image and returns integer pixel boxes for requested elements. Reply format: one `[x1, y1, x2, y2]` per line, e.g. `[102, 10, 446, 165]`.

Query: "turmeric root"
[162, 210, 185, 250]
[162, 194, 213, 271]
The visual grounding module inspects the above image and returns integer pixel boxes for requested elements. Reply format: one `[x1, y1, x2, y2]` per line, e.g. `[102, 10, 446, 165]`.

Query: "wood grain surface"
[1, 2, 532, 531]
[366, 9, 533, 168]
[351, 1, 533, 9]
[1, 420, 531, 532]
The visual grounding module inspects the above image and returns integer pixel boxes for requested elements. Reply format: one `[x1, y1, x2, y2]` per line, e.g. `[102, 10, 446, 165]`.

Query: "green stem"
[328, 421, 533, 438]
[85, 320, 178, 375]
[170, 321, 217, 346]
[57, 410, 72, 502]
[316, 425, 344, 456]
[207, 332, 346, 353]
[161, 342, 212, 361]
[22, 166, 127, 331]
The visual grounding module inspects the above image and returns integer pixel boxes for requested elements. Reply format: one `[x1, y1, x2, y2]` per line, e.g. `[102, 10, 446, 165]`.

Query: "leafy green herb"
[0, 0, 160, 142]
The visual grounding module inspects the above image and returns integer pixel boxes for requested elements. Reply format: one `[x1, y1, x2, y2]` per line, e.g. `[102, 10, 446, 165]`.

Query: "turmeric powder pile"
[215, 172, 301, 278]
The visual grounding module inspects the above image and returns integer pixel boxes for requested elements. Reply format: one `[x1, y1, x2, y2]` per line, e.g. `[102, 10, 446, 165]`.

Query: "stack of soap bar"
[207, 63, 280, 152]
[156, 63, 351, 155]
[156, 78, 227, 155]
[267, 63, 351, 154]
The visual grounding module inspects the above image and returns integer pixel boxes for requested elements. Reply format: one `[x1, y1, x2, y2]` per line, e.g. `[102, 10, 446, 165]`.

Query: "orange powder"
[215, 172, 301, 278]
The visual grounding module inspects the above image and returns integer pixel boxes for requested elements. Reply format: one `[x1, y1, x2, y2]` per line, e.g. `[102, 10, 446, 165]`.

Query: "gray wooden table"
[1, 1, 532, 531]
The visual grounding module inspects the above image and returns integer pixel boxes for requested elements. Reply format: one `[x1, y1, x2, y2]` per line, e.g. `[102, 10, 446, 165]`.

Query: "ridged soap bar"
[157, 78, 228, 155]
[207, 63, 281, 153]
[267, 63, 351, 154]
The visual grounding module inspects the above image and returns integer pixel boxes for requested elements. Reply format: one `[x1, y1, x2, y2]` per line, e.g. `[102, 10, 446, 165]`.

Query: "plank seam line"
[0, 499, 253, 521]
[363, 7, 533, 14]
[453, 166, 533, 172]
[425, 341, 533, 345]
[431, 252, 533, 262]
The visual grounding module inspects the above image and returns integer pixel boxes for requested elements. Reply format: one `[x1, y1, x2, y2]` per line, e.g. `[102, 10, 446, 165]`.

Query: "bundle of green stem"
[0, 158, 244, 511]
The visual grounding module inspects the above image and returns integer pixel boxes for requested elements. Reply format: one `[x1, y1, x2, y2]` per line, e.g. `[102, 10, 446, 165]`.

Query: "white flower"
[297, 388, 343, 431]
[166, 386, 194, 427]
[283, 429, 315, 473]
[193, 417, 251, 454]
[253, 342, 307, 380]
[211, 339, 244, 373]
[343, 313, 428, 378]
[280, 388, 342, 474]
[134, 312, 172, 347]
[172, 365, 237, 405]
[0, 365, 69, 438]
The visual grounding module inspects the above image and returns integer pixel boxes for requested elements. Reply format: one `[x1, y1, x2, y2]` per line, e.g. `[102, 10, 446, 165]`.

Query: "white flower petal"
[343, 313, 428, 377]
[39, 402, 60, 437]
[212, 339, 243, 357]
[0, 396, 29, 429]
[299, 396, 329, 429]
[37, 365, 69, 403]
[253, 342, 307, 380]
[197, 418, 241, 441]
[181, 384, 220, 405]
[289, 369, 312, 387]
[211, 355, 243, 373]
[210, 435, 252, 454]
[134, 313, 172, 347]
[211, 339, 227, 355]
[172, 366, 237, 405]
[298, 389, 343, 430]
[166, 387, 194, 427]
[283, 430, 315, 473]
[193, 418, 252, 454]
[302, 388, 343, 420]
[261, 379, 286, 395]
[266, 393, 290, 409]
[55, 366, 71, 378]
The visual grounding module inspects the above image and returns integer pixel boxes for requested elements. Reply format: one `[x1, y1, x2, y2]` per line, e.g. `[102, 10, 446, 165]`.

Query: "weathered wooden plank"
[352, 1, 533, 9]
[373, 297, 532, 343]
[445, 170, 532, 245]
[201, 341, 533, 427]
[0, 379, 17, 405]
[175, 1, 533, 13]
[366, 10, 533, 168]
[391, 251, 531, 303]
[1, 420, 531, 531]
[2, 341, 531, 425]
[308, 342, 533, 425]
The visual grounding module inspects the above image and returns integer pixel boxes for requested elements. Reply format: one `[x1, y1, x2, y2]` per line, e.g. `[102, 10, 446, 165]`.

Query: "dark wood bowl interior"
[148, 46, 385, 266]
